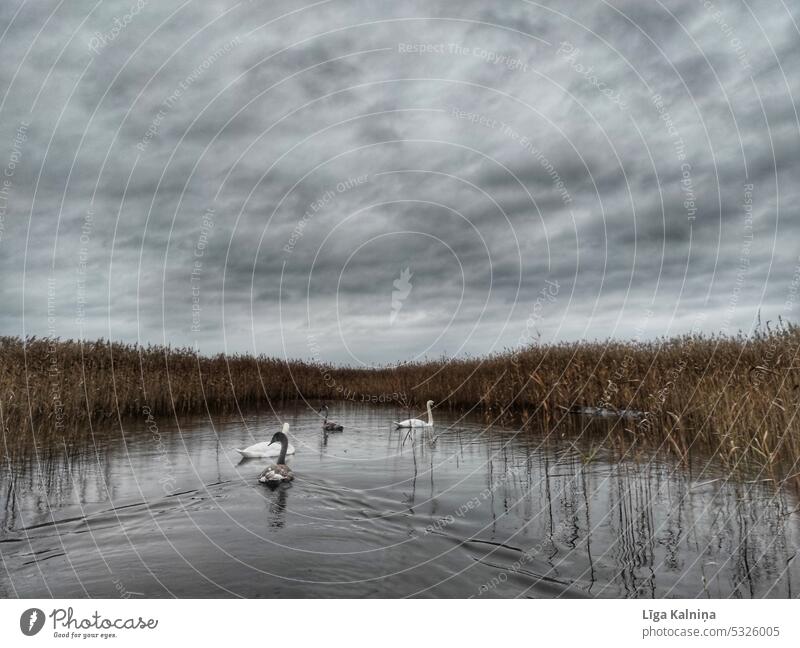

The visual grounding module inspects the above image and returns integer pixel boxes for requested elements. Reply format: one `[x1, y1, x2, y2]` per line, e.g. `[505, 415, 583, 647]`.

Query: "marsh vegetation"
[2, 327, 800, 477]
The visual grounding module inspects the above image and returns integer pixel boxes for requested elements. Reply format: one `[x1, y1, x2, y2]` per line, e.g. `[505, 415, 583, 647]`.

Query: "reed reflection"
[0, 406, 797, 598]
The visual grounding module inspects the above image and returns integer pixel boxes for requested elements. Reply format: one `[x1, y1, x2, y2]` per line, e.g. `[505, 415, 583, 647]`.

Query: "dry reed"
[2, 326, 799, 472]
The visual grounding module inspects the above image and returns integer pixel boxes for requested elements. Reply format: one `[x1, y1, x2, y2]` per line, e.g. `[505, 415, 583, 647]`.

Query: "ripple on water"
[1, 404, 798, 598]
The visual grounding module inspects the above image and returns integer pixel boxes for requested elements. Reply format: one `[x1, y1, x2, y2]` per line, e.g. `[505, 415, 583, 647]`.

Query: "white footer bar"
[1, 599, 797, 647]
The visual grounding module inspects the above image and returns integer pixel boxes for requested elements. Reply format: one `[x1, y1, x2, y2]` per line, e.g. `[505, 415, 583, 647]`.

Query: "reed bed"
[2, 328, 800, 473]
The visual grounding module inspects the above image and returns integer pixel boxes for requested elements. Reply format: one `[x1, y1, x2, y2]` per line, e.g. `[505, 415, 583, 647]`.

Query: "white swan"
[235, 422, 296, 458]
[394, 400, 435, 428]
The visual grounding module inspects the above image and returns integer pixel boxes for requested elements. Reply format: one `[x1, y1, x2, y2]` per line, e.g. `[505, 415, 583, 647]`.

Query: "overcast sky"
[0, 0, 798, 365]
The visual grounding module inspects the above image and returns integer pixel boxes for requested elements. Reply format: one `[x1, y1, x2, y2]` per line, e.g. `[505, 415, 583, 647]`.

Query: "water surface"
[1, 404, 798, 597]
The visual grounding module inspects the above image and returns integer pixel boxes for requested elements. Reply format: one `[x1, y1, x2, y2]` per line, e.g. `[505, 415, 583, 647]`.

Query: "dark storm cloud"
[0, 0, 798, 363]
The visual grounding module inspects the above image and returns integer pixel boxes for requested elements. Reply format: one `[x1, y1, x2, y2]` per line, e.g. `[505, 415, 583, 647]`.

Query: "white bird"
[394, 400, 435, 428]
[235, 423, 296, 458]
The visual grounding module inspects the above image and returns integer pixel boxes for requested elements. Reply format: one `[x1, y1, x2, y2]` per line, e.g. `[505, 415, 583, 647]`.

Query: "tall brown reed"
[2, 327, 799, 472]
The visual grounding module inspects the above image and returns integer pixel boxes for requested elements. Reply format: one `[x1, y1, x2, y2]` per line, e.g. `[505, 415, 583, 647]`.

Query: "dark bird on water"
[319, 404, 344, 432]
[258, 425, 294, 483]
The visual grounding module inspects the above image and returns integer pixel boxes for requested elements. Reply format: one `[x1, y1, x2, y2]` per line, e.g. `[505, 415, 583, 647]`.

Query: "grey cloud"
[0, 0, 798, 363]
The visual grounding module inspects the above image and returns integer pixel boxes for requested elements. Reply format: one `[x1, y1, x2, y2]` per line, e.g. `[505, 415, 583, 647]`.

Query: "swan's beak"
[268, 440, 275, 446]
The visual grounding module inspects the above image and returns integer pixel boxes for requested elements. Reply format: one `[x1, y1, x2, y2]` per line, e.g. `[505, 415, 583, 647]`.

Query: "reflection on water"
[1, 403, 798, 598]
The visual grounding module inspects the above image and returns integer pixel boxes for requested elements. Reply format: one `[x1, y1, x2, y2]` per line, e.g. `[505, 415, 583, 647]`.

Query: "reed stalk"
[2, 326, 799, 472]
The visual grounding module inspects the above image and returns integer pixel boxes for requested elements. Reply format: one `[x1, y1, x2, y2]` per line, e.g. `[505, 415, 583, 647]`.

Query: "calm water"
[1, 403, 798, 598]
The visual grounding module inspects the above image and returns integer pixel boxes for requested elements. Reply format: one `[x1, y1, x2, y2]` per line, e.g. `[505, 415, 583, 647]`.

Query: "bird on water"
[258, 425, 295, 483]
[394, 400, 435, 428]
[319, 404, 344, 432]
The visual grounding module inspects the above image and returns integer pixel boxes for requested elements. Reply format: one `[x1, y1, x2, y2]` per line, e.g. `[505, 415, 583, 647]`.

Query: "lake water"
[1, 403, 799, 598]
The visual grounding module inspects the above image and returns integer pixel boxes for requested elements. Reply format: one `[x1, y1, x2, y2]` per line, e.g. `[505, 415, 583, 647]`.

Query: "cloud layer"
[1, 0, 798, 364]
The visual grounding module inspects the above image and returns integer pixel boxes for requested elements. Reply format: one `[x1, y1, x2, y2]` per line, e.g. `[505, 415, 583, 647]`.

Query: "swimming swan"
[394, 400, 435, 428]
[320, 404, 343, 432]
[235, 422, 296, 458]
[258, 429, 294, 483]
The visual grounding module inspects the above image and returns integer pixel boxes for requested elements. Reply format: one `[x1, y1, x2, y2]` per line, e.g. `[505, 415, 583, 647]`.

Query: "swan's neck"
[426, 402, 433, 426]
[277, 438, 288, 464]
